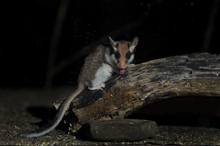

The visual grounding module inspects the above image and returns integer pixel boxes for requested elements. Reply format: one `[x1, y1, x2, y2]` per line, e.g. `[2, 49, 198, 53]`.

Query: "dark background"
[1, 0, 219, 88]
[0, 1, 220, 142]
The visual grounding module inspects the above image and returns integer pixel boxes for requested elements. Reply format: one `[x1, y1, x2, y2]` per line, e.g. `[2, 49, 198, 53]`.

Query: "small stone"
[79, 119, 158, 141]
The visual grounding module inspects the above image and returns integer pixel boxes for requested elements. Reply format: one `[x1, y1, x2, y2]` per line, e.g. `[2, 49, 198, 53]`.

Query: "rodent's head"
[109, 36, 138, 75]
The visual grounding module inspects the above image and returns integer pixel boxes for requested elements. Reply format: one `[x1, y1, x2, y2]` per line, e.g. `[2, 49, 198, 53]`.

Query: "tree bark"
[54, 53, 220, 131]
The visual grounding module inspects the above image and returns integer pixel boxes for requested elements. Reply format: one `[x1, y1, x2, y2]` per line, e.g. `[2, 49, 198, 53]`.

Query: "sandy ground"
[0, 88, 220, 145]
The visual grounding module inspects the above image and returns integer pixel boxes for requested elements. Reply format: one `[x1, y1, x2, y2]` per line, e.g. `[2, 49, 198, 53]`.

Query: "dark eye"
[125, 51, 132, 60]
[115, 51, 120, 59]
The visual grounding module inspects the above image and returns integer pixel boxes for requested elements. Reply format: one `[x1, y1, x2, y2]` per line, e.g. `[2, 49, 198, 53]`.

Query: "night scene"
[0, 0, 220, 145]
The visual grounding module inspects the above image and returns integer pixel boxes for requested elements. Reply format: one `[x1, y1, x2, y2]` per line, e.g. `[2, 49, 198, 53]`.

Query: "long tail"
[23, 83, 84, 138]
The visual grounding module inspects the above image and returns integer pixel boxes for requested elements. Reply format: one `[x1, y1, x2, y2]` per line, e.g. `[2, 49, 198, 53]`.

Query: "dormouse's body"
[24, 36, 139, 138]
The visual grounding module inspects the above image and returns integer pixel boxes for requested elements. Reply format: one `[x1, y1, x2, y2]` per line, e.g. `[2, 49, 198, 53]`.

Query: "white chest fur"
[92, 63, 113, 87]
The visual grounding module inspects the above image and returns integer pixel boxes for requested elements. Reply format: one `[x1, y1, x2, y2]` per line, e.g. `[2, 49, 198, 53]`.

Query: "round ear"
[129, 37, 139, 52]
[132, 37, 139, 48]
[109, 36, 116, 47]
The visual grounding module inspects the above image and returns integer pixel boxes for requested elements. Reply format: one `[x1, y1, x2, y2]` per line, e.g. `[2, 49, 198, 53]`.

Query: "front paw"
[88, 83, 106, 90]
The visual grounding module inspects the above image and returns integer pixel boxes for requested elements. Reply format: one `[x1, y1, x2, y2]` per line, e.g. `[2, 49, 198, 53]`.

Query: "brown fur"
[78, 45, 107, 87]
[117, 41, 129, 69]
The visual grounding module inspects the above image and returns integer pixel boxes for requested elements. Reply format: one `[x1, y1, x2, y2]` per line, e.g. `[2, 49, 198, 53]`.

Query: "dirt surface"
[0, 88, 220, 145]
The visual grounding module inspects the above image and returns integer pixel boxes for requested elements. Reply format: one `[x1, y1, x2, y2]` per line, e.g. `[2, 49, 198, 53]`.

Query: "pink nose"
[119, 62, 126, 70]
[119, 66, 125, 70]
[118, 61, 126, 75]
[119, 69, 125, 75]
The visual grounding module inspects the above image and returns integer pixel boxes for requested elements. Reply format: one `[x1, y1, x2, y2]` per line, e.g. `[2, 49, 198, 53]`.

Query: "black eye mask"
[114, 51, 120, 60]
[125, 51, 132, 61]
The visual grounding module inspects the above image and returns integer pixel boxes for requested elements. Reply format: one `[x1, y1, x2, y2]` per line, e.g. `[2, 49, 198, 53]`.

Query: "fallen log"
[54, 52, 220, 132]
